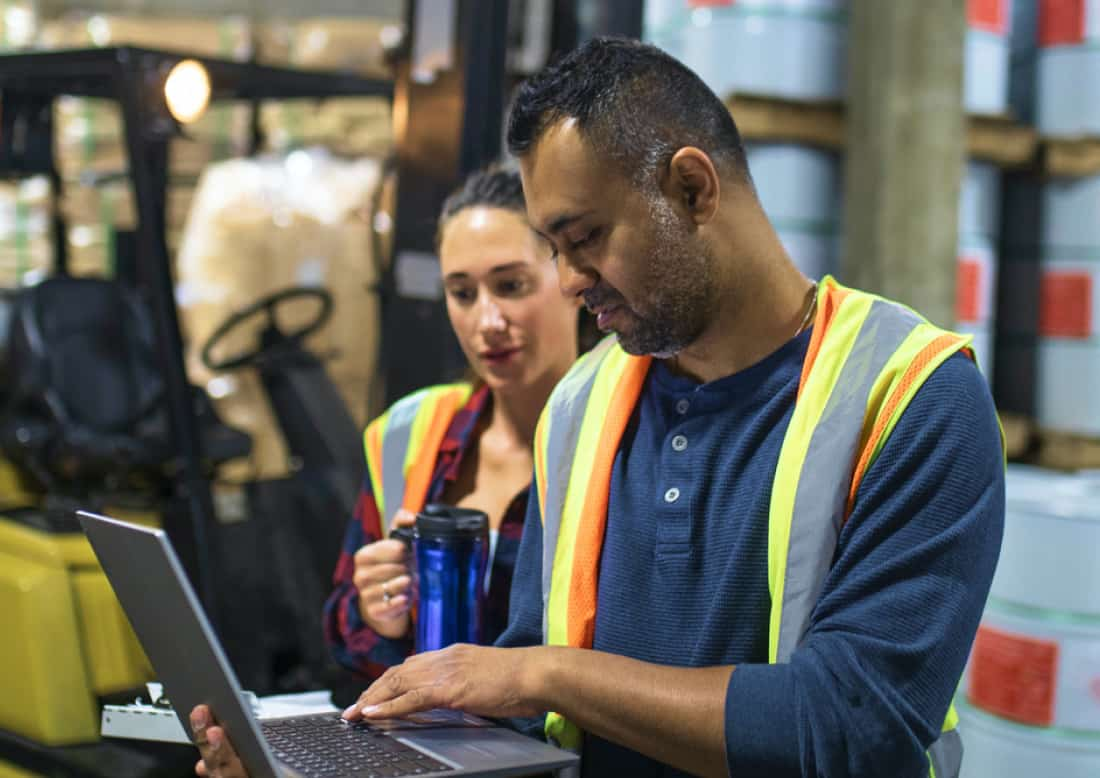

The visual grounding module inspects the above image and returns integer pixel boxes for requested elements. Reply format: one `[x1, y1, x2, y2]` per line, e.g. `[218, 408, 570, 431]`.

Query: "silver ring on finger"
[382, 579, 392, 605]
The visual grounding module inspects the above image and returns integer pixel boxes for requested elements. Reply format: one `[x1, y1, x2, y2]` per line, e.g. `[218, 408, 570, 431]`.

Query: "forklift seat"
[0, 276, 250, 491]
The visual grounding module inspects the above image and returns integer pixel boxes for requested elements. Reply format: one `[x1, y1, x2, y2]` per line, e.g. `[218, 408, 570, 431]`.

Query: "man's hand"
[354, 509, 416, 638]
[191, 705, 249, 778]
[343, 644, 548, 722]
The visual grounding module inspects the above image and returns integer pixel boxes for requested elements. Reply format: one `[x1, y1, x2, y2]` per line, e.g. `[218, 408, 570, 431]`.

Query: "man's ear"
[662, 147, 720, 225]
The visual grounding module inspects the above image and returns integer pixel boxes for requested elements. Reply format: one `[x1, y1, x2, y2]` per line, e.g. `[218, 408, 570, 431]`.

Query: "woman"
[322, 166, 581, 679]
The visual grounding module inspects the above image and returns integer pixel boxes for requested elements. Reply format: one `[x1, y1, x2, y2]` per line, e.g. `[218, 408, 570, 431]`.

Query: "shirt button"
[664, 487, 680, 503]
[675, 399, 690, 414]
[671, 435, 688, 452]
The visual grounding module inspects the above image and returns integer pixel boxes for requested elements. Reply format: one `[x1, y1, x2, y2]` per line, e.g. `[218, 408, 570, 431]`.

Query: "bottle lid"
[415, 503, 488, 539]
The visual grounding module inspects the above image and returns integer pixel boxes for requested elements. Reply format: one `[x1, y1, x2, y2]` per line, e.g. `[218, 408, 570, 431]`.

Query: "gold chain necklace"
[794, 281, 819, 338]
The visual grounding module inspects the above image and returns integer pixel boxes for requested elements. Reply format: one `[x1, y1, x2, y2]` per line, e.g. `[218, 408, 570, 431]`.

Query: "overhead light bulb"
[164, 59, 211, 124]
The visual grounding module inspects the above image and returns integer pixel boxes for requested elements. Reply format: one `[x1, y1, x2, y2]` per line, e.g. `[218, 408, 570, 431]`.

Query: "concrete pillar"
[842, 0, 967, 326]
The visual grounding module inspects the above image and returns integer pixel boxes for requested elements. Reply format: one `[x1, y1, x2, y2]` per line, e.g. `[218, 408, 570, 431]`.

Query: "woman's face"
[439, 205, 580, 393]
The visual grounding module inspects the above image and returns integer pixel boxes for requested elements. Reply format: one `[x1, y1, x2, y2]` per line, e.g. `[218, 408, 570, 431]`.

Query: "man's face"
[519, 120, 717, 357]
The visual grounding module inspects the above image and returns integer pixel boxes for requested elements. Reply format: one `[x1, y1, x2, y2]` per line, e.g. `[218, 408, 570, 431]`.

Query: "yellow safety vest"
[533, 276, 990, 778]
[363, 383, 473, 534]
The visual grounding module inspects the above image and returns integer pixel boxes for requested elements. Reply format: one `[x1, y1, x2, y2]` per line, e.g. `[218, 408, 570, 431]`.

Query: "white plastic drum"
[967, 599, 1100, 734]
[957, 162, 1000, 381]
[965, 0, 1011, 115]
[955, 240, 996, 380]
[956, 466, 1100, 777]
[1036, 0, 1100, 135]
[745, 143, 840, 281]
[1037, 177, 1100, 436]
[647, 0, 848, 101]
[958, 699, 1100, 778]
[993, 466, 1100, 617]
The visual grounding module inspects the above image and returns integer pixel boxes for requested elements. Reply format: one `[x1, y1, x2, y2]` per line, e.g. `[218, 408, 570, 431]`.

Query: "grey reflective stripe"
[540, 339, 616, 641]
[378, 390, 428, 530]
[928, 728, 963, 778]
[775, 300, 921, 662]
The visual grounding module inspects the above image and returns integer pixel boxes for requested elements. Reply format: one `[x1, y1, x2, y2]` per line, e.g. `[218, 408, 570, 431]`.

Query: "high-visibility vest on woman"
[533, 277, 994, 778]
[363, 383, 473, 534]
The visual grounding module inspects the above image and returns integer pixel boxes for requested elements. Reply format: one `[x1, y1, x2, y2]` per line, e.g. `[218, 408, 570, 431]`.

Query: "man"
[193, 37, 1004, 778]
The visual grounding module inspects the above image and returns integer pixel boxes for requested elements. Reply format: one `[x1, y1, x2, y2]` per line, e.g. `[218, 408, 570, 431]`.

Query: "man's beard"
[607, 197, 716, 357]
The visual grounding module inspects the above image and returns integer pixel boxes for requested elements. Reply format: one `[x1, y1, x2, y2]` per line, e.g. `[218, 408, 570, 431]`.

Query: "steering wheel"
[200, 286, 333, 372]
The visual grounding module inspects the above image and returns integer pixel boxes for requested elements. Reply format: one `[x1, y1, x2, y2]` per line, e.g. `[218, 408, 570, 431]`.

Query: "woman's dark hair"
[436, 165, 526, 248]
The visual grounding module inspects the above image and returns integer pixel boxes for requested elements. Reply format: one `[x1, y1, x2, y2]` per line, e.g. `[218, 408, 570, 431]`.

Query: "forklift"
[0, 1, 593, 772]
[0, 46, 393, 776]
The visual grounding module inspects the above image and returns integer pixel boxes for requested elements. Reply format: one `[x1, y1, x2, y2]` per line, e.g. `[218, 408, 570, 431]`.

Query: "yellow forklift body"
[0, 515, 153, 746]
[0, 761, 44, 778]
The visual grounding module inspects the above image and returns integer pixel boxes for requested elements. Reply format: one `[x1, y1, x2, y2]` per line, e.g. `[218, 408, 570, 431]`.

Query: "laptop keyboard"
[261, 714, 453, 777]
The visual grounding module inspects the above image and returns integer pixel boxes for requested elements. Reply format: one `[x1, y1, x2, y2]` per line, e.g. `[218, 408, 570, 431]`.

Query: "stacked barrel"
[745, 144, 841, 282]
[958, 466, 1100, 777]
[956, 162, 1001, 381]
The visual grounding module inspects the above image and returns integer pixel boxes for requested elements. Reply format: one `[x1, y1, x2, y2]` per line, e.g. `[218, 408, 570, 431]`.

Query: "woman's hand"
[191, 705, 248, 777]
[354, 509, 416, 639]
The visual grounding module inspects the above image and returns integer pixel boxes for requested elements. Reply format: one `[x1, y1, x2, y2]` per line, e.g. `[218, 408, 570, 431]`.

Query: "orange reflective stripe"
[565, 356, 649, 649]
[399, 389, 467, 514]
[364, 419, 386, 537]
[797, 282, 850, 401]
[846, 333, 968, 516]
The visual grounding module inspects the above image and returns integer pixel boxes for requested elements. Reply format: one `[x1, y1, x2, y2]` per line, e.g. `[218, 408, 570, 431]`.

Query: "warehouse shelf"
[1041, 137, 1100, 178]
[727, 94, 1038, 168]
[1036, 427, 1100, 471]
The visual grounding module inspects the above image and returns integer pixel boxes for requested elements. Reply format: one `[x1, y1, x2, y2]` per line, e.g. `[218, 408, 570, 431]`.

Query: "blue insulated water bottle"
[413, 504, 489, 653]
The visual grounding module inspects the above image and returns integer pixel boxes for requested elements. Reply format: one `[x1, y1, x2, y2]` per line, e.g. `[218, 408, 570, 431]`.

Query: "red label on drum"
[1040, 271, 1093, 337]
[968, 624, 1059, 726]
[957, 257, 983, 323]
[969, 0, 1007, 34]
[1040, 0, 1087, 46]
[688, 0, 734, 7]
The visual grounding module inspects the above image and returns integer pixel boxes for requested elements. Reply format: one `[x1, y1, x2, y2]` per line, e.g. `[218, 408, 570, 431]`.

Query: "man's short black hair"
[506, 36, 749, 188]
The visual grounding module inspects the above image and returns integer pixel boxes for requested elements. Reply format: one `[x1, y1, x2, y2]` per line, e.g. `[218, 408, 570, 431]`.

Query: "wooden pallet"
[998, 411, 1035, 461]
[1042, 137, 1100, 178]
[1036, 427, 1100, 471]
[726, 94, 1038, 168]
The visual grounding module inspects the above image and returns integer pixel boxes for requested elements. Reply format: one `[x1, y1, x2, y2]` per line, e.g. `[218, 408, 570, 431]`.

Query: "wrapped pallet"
[0, 0, 37, 51]
[37, 12, 252, 59]
[257, 17, 395, 157]
[259, 96, 392, 157]
[0, 176, 51, 287]
[176, 149, 383, 481]
[52, 95, 251, 182]
[62, 180, 196, 277]
[257, 17, 397, 79]
[41, 14, 253, 181]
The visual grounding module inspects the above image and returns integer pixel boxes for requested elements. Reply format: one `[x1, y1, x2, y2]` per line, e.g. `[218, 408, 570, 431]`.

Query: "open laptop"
[78, 510, 578, 778]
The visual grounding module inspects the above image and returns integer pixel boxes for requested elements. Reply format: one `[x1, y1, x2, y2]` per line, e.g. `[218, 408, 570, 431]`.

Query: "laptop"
[78, 510, 579, 778]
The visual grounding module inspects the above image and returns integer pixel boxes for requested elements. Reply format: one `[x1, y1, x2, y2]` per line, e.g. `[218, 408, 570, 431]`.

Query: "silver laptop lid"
[78, 510, 282, 778]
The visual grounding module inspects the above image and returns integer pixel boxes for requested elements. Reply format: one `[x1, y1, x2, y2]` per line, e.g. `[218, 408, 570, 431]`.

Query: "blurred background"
[0, 1, 1096, 776]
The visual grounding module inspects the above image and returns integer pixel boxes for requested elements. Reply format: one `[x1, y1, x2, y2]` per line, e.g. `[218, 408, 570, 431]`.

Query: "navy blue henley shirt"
[497, 329, 1004, 777]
